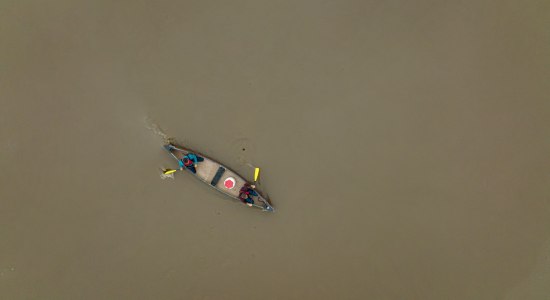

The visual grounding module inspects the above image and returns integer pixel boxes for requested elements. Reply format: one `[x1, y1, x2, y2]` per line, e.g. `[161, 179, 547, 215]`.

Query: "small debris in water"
[0, 266, 15, 277]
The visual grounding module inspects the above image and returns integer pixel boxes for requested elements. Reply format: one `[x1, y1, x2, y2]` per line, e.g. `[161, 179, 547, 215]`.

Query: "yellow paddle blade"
[254, 168, 260, 182]
[163, 169, 177, 175]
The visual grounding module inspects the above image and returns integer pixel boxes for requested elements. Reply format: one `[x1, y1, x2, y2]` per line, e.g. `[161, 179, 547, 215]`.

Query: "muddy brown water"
[1, 1, 549, 299]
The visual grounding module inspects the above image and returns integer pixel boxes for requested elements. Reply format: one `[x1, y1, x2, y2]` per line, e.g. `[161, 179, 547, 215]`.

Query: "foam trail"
[144, 117, 172, 144]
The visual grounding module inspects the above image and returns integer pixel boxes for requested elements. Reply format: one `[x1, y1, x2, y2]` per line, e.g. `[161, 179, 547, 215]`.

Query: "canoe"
[164, 144, 274, 212]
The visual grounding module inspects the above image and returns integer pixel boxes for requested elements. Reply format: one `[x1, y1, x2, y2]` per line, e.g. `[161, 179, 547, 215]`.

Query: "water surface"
[1, 1, 549, 299]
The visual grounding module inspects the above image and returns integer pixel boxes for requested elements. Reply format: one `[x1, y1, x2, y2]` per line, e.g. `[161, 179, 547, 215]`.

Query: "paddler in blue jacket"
[179, 153, 204, 174]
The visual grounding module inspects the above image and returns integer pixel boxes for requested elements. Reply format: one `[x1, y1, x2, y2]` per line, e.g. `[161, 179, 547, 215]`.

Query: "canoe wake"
[144, 117, 173, 144]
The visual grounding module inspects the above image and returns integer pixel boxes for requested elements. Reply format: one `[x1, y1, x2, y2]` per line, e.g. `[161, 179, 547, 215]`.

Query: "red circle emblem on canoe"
[224, 177, 236, 189]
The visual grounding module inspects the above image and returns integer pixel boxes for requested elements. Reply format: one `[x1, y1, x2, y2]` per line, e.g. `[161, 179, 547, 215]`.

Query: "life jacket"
[240, 186, 251, 195]
[183, 157, 193, 167]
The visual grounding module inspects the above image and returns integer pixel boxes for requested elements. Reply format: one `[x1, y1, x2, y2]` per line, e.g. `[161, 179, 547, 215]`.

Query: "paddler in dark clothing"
[179, 153, 204, 174]
[239, 184, 258, 206]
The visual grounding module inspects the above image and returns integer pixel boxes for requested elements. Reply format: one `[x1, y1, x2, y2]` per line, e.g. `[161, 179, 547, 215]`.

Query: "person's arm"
[188, 154, 199, 164]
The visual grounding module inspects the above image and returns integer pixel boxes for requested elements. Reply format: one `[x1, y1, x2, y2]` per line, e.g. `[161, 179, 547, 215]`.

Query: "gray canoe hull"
[164, 144, 274, 212]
